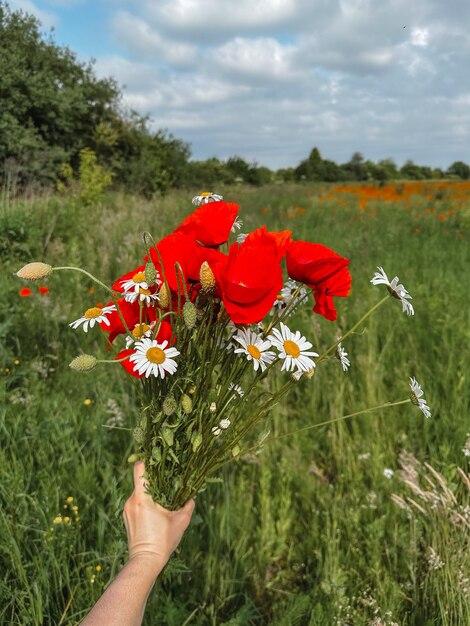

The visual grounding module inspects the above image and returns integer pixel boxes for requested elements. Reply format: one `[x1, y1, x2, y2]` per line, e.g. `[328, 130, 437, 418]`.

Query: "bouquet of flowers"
[16, 193, 431, 509]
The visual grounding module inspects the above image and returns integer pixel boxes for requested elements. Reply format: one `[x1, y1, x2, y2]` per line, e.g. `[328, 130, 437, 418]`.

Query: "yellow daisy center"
[132, 272, 146, 283]
[276, 294, 284, 301]
[200, 191, 212, 197]
[146, 347, 166, 364]
[283, 340, 300, 358]
[132, 323, 150, 338]
[139, 288, 151, 295]
[84, 307, 103, 319]
[247, 344, 261, 360]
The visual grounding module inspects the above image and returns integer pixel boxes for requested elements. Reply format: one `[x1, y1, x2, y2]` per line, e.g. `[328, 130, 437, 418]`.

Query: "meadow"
[1, 181, 469, 625]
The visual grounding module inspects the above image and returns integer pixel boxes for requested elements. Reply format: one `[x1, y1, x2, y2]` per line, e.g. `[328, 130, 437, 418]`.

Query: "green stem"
[53, 265, 133, 337]
[241, 398, 411, 457]
[317, 295, 390, 363]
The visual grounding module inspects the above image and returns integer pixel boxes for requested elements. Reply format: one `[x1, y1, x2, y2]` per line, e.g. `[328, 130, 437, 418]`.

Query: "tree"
[447, 161, 470, 180]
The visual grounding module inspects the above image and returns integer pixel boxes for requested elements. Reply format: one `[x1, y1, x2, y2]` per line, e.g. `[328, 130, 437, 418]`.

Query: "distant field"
[1, 182, 469, 625]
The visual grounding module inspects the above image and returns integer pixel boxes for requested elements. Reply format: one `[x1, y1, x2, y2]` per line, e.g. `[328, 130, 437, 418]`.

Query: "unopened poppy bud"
[158, 283, 169, 308]
[191, 431, 202, 452]
[183, 301, 197, 329]
[69, 354, 97, 372]
[163, 394, 177, 416]
[181, 394, 193, 414]
[200, 261, 215, 292]
[144, 262, 157, 285]
[133, 427, 145, 444]
[16, 262, 52, 281]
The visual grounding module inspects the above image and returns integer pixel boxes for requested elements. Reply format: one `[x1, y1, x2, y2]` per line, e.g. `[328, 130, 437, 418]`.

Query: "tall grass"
[1, 184, 469, 625]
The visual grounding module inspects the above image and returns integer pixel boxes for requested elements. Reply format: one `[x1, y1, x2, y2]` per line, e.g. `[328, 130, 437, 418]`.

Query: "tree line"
[1, 1, 469, 198]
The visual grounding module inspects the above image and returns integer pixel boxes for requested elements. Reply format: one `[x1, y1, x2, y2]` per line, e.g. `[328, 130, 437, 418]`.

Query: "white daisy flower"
[69, 304, 116, 332]
[409, 377, 432, 418]
[383, 468, 394, 479]
[271, 279, 308, 315]
[336, 342, 350, 372]
[124, 287, 159, 306]
[129, 338, 180, 379]
[121, 270, 150, 294]
[231, 216, 243, 232]
[125, 322, 155, 349]
[269, 322, 318, 373]
[228, 382, 244, 399]
[371, 267, 414, 316]
[236, 232, 248, 244]
[192, 192, 223, 206]
[233, 328, 276, 372]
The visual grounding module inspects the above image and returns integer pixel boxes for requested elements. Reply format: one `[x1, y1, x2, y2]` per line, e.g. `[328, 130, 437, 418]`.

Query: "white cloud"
[84, 0, 470, 168]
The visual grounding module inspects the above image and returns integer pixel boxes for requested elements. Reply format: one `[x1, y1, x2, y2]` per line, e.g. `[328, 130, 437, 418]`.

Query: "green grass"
[1, 184, 469, 625]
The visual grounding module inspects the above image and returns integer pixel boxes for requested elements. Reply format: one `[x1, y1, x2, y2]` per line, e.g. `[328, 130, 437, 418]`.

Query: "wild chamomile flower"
[233, 328, 276, 372]
[69, 304, 116, 332]
[336, 342, 350, 372]
[371, 267, 414, 316]
[271, 279, 307, 315]
[231, 216, 243, 232]
[129, 338, 180, 379]
[269, 322, 318, 373]
[121, 270, 159, 294]
[124, 288, 159, 306]
[125, 322, 155, 348]
[192, 192, 223, 206]
[409, 377, 431, 418]
[228, 382, 244, 399]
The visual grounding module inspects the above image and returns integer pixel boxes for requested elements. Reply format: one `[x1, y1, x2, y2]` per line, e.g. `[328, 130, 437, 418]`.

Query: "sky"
[9, 0, 470, 170]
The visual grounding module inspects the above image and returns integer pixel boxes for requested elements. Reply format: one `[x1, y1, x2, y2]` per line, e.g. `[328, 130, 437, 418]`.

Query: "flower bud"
[163, 394, 177, 416]
[162, 427, 174, 447]
[210, 402, 217, 413]
[133, 427, 145, 444]
[144, 262, 157, 285]
[158, 283, 169, 308]
[16, 262, 52, 281]
[200, 261, 215, 292]
[183, 301, 197, 329]
[191, 431, 202, 452]
[69, 354, 97, 372]
[181, 394, 193, 414]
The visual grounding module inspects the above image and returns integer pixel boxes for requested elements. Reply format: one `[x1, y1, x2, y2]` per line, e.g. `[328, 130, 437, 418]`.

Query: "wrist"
[128, 551, 166, 579]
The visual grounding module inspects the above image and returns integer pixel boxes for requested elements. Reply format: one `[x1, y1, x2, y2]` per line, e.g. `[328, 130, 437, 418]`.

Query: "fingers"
[181, 498, 195, 517]
[132, 460, 148, 495]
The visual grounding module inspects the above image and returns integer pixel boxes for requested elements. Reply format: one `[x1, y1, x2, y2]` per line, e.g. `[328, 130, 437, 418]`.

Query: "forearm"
[80, 555, 162, 626]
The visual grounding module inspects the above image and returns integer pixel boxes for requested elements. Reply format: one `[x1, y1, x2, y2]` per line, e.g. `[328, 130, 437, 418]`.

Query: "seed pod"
[163, 394, 177, 416]
[191, 431, 202, 452]
[199, 261, 215, 292]
[181, 394, 193, 414]
[183, 301, 197, 329]
[127, 453, 141, 463]
[232, 445, 241, 458]
[158, 283, 169, 308]
[69, 354, 97, 372]
[152, 446, 162, 462]
[162, 427, 174, 447]
[144, 262, 157, 285]
[133, 427, 145, 444]
[16, 262, 52, 280]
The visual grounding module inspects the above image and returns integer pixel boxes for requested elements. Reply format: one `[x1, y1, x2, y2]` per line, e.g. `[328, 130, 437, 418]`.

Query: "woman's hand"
[122, 461, 195, 576]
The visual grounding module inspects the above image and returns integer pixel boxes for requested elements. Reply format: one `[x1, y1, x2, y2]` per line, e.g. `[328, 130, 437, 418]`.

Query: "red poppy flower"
[115, 320, 174, 378]
[174, 201, 240, 247]
[219, 227, 285, 324]
[19, 288, 32, 297]
[286, 241, 351, 321]
[38, 286, 49, 295]
[100, 298, 142, 344]
[149, 232, 227, 293]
